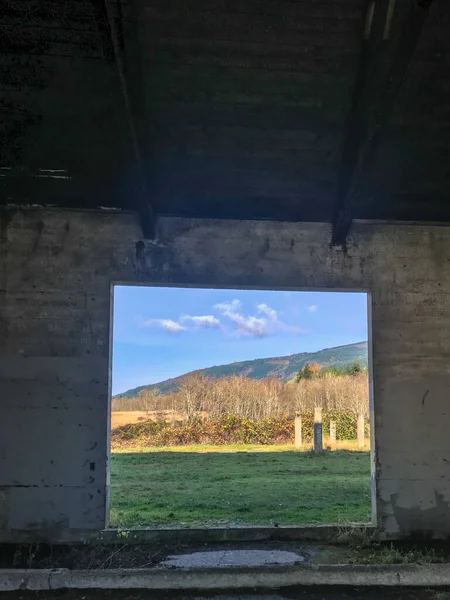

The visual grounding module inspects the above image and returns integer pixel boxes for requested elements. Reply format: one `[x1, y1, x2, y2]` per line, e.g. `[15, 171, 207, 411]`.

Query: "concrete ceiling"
[1, 0, 448, 242]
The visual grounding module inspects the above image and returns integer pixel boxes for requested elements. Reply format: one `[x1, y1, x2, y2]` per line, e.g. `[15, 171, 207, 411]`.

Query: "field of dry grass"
[111, 411, 146, 428]
[111, 410, 180, 429]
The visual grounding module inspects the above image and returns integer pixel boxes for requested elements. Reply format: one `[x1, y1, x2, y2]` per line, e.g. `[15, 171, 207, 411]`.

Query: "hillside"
[115, 341, 368, 399]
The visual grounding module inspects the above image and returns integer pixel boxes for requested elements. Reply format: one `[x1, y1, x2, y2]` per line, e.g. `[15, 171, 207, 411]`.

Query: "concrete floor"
[2, 589, 450, 600]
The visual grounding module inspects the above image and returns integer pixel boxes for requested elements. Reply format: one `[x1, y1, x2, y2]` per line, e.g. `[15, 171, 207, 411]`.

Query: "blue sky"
[112, 287, 368, 395]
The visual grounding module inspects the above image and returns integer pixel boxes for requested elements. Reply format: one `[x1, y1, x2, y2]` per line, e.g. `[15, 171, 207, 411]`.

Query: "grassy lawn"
[110, 448, 371, 528]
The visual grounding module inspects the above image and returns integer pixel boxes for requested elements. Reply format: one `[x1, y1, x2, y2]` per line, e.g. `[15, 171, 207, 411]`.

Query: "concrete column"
[314, 407, 323, 454]
[294, 412, 302, 448]
[329, 419, 337, 448]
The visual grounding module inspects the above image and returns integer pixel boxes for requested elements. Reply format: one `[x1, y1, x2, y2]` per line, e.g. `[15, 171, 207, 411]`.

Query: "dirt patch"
[0, 543, 177, 570]
[0, 541, 334, 570]
[3, 541, 450, 571]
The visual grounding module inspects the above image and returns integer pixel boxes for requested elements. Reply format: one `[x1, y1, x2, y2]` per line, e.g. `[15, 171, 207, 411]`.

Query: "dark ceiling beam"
[91, 0, 156, 238]
[332, 0, 434, 246]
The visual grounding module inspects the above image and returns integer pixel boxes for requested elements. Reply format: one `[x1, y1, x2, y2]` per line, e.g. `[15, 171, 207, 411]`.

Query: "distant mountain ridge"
[115, 341, 368, 399]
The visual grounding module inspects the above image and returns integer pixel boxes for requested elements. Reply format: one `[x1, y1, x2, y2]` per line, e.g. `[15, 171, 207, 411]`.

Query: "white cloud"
[143, 319, 186, 333]
[257, 303, 278, 321]
[214, 299, 241, 314]
[227, 313, 268, 337]
[307, 305, 318, 312]
[215, 299, 267, 337]
[181, 315, 221, 329]
[214, 298, 310, 338]
[142, 314, 221, 334]
[142, 298, 310, 339]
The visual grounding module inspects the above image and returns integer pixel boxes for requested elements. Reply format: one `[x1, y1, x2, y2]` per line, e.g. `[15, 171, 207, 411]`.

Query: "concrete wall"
[1, 207, 450, 541]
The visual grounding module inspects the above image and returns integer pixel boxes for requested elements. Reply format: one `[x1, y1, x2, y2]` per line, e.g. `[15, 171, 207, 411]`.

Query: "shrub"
[111, 412, 366, 448]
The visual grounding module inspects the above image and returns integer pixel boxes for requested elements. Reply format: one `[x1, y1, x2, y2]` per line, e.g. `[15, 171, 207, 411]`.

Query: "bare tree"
[137, 388, 162, 415]
[343, 375, 369, 448]
[178, 373, 208, 421]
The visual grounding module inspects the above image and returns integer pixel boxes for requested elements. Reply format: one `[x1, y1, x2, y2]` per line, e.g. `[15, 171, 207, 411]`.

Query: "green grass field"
[110, 448, 371, 528]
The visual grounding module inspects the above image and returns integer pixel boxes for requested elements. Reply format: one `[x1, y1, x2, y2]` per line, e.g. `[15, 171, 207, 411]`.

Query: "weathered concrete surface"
[94, 525, 369, 545]
[160, 550, 305, 568]
[1, 208, 450, 540]
[3, 563, 450, 591]
[2, 591, 448, 600]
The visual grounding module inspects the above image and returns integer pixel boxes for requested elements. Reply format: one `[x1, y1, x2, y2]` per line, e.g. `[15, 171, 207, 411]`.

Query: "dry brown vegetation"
[112, 372, 368, 421]
[111, 410, 186, 429]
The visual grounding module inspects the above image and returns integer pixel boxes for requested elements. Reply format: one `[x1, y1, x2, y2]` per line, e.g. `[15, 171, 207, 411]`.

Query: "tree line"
[295, 361, 364, 381]
[112, 362, 369, 424]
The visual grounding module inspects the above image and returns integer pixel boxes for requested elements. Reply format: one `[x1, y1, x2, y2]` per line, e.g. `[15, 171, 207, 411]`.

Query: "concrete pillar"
[294, 412, 302, 448]
[314, 407, 323, 454]
[329, 419, 337, 448]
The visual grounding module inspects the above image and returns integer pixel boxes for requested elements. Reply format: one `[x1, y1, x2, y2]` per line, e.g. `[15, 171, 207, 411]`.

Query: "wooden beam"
[332, 0, 434, 246]
[91, 0, 156, 238]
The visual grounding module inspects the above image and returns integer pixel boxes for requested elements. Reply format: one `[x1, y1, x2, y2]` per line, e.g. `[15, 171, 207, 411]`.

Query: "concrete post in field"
[329, 419, 337, 448]
[295, 412, 302, 448]
[357, 412, 365, 449]
[314, 406, 323, 454]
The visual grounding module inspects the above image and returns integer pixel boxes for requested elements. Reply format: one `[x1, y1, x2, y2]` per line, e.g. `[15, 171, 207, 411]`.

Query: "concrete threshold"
[2, 563, 450, 592]
[94, 524, 374, 545]
[0, 524, 375, 545]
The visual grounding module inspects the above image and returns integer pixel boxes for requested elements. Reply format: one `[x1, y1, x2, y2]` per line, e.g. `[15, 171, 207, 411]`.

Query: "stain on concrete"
[391, 491, 450, 536]
[141, 241, 174, 278]
[258, 237, 271, 257]
[134, 240, 146, 277]
[0, 209, 15, 241]
[0, 488, 10, 530]
[32, 220, 44, 253]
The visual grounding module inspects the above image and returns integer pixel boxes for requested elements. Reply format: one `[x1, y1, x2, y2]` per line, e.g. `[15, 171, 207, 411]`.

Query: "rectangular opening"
[109, 286, 374, 530]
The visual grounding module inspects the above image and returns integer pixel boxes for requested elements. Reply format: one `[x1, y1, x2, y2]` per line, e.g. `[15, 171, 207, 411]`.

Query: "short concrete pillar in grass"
[314, 406, 323, 454]
[329, 419, 336, 448]
[295, 412, 302, 448]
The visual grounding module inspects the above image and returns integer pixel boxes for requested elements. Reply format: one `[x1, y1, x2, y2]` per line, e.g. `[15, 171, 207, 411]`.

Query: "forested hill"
[115, 341, 368, 399]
